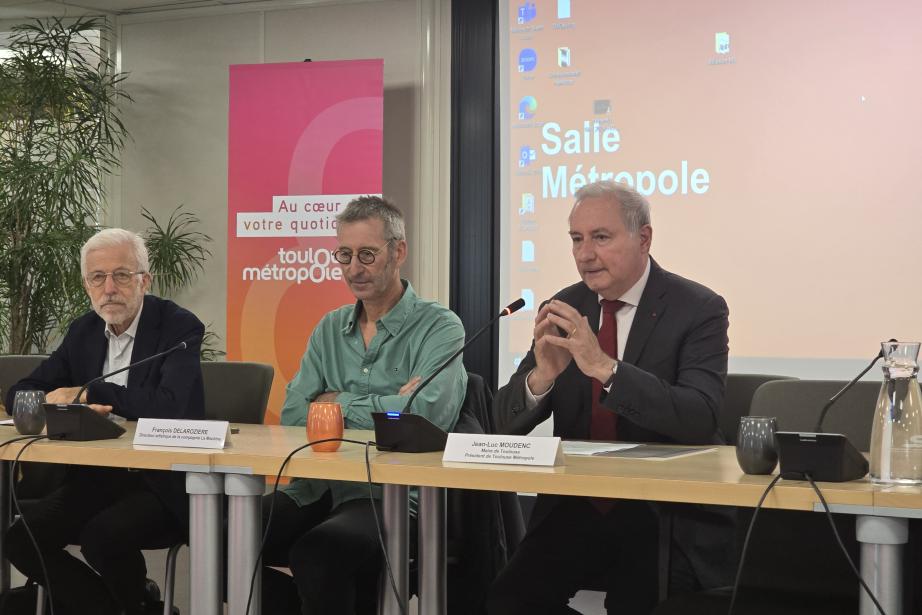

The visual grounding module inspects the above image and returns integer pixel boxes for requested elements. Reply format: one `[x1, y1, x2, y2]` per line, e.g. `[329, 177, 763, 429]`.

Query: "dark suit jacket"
[494, 258, 732, 591]
[7, 294, 205, 524]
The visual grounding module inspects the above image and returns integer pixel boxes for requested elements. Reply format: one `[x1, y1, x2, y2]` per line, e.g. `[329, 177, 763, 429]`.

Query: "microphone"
[373, 298, 526, 453]
[401, 298, 525, 414]
[45, 339, 195, 441]
[776, 341, 895, 482]
[813, 339, 896, 432]
[71, 340, 190, 403]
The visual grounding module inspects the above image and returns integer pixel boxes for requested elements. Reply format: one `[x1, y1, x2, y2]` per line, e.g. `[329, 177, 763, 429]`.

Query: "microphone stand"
[374, 299, 525, 453]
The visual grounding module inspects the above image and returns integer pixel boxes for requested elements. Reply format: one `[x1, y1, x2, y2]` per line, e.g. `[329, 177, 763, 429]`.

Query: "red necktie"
[590, 299, 624, 441]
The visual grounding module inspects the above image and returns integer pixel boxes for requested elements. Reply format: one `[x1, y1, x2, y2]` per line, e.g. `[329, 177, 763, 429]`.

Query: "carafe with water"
[870, 341, 922, 483]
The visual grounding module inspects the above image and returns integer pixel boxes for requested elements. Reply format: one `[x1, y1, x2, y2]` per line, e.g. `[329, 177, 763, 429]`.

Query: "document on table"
[600, 445, 717, 460]
[562, 441, 640, 456]
[563, 441, 716, 460]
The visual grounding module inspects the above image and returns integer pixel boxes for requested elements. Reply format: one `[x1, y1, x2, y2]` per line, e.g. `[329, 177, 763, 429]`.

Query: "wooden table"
[217, 425, 922, 615]
[2, 424, 920, 615]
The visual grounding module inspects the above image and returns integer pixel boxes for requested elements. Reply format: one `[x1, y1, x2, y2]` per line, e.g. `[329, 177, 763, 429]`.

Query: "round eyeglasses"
[332, 239, 393, 266]
[85, 270, 144, 287]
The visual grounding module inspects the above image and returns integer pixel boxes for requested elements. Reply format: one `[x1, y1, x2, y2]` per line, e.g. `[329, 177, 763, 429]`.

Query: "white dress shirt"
[102, 302, 144, 388]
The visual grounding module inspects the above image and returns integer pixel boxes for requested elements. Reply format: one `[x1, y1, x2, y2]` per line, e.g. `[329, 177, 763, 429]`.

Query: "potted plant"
[0, 18, 218, 357]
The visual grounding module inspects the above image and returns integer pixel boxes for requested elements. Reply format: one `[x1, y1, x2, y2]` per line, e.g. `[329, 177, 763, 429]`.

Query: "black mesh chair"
[652, 379, 882, 615]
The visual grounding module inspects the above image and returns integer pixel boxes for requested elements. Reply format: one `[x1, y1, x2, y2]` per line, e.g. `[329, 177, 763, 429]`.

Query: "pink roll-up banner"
[227, 60, 383, 423]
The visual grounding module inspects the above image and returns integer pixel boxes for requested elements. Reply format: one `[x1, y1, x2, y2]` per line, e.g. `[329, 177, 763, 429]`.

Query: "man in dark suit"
[3, 228, 204, 615]
[488, 181, 730, 615]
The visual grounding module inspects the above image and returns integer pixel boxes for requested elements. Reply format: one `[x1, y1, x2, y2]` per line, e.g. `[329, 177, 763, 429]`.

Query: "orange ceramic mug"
[307, 401, 343, 452]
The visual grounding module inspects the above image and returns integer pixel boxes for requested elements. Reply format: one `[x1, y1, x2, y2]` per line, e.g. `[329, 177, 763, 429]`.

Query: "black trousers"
[261, 490, 406, 615]
[5, 466, 183, 615]
[486, 497, 660, 615]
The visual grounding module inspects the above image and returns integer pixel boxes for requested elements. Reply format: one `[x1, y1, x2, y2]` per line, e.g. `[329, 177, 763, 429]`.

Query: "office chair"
[0, 355, 48, 413]
[395, 372, 524, 615]
[717, 374, 797, 445]
[200, 361, 274, 424]
[575, 374, 796, 606]
[1, 354, 69, 501]
[652, 378, 882, 615]
[160, 361, 274, 615]
[442, 372, 524, 614]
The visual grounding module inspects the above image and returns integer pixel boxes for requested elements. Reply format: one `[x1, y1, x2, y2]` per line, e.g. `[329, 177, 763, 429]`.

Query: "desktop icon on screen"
[715, 32, 730, 54]
[518, 96, 538, 120]
[517, 48, 537, 72]
[519, 145, 536, 167]
[593, 99, 612, 114]
[557, 47, 571, 68]
[517, 2, 536, 24]
[519, 193, 535, 215]
[521, 240, 535, 262]
[521, 289, 535, 311]
[557, 0, 571, 19]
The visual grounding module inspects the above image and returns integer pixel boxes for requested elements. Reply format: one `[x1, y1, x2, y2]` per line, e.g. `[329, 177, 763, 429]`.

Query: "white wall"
[114, 0, 451, 351]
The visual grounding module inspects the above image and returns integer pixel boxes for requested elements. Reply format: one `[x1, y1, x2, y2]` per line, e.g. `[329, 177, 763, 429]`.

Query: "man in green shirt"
[261, 195, 468, 615]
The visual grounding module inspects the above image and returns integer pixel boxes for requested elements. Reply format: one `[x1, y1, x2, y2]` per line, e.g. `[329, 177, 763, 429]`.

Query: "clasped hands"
[526, 300, 617, 396]
[44, 386, 113, 415]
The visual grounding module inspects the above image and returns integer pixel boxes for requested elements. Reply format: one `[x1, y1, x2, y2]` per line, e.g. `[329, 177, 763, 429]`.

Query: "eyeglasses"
[85, 270, 144, 288]
[332, 240, 393, 265]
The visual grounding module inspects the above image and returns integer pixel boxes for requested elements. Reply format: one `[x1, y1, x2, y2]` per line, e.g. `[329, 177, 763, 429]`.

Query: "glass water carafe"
[870, 341, 922, 484]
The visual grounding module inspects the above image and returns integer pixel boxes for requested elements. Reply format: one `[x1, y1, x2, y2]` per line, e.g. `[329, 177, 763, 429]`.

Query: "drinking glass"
[307, 402, 343, 452]
[736, 416, 778, 475]
[13, 390, 46, 435]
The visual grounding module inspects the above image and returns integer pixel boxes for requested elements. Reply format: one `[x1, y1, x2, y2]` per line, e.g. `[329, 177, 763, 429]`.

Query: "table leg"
[379, 484, 408, 615]
[225, 474, 264, 615]
[857, 514, 907, 615]
[417, 486, 446, 615]
[186, 472, 224, 615]
[0, 460, 10, 593]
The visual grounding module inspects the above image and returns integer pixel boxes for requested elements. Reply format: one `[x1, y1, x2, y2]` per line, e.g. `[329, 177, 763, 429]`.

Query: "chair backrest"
[452, 372, 489, 435]
[719, 374, 797, 445]
[0, 354, 48, 409]
[750, 379, 881, 451]
[201, 361, 274, 424]
[733, 378, 880, 600]
[441, 371, 526, 615]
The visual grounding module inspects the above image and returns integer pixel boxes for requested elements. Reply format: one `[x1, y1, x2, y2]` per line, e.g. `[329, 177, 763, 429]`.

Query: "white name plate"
[134, 418, 230, 449]
[443, 433, 564, 466]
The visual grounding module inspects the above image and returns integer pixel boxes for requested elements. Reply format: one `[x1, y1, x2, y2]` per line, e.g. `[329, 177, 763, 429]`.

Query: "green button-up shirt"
[280, 281, 467, 510]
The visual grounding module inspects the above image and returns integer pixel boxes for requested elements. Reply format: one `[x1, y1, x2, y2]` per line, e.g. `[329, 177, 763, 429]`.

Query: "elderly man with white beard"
[3, 228, 204, 615]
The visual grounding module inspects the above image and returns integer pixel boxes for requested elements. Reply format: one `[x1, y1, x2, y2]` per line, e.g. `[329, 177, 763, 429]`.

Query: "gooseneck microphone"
[71, 340, 191, 403]
[775, 340, 896, 482]
[401, 298, 526, 414]
[373, 298, 526, 453]
[813, 339, 897, 432]
[45, 339, 195, 442]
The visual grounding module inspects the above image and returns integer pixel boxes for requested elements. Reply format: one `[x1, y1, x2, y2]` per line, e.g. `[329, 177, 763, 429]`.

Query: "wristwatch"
[602, 360, 618, 390]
